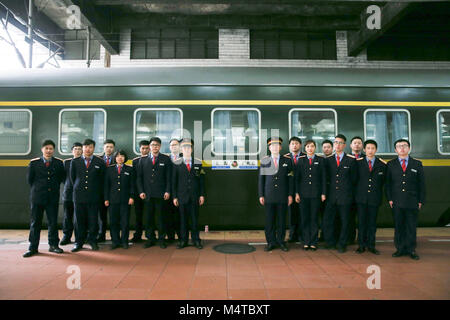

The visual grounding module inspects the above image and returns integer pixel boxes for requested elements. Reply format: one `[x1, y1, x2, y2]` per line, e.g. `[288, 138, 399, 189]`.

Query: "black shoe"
[59, 237, 71, 246]
[337, 246, 346, 253]
[303, 245, 309, 251]
[49, 246, 63, 254]
[368, 248, 380, 255]
[144, 240, 155, 248]
[280, 244, 289, 252]
[288, 238, 297, 243]
[194, 241, 203, 249]
[325, 244, 336, 250]
[410, 252, 420, 260]
[131, 236, 143, 243]
[309, 246, 317, 251]
[264, 244, 275, 252]
[159, 241, 167, 249]
[392, 251, 403, 257]
[23, 250, 38, 258]
[177, 242, 188, 249]
[89, 242, 99, 251]
[71, 245, 82, 252]
[96, 235, 106, 243]
[355, 247, 365, 254]
[111, 244, 121, 250]
[122, 243, 129, 249]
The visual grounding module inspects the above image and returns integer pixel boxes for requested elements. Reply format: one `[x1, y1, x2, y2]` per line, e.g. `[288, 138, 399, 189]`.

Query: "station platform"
[0, 228, 449, 300]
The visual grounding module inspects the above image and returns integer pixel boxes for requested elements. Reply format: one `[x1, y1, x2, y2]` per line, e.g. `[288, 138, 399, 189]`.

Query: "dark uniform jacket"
[70, 155, 106, 203]
[132, 155, 147, 198]
[27, 157, 65, 205]
[137, 153, 172, 199]
[258, 155, 294, 204]
[62, 158, 75, 202]
[104, 164, 135, 204]
[385, 157, 426, 209]
[355, 156, 387, 206]
[295, 155, 327, 198]
[325, 153, 358, 205]
[172, 158, 205, 205]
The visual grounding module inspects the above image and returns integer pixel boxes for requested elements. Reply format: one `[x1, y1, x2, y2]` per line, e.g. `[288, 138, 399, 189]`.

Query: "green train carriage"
[0, 67, 449, 229]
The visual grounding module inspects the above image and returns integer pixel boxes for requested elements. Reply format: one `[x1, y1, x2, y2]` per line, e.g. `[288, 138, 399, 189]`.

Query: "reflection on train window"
[364, 109, 411, 154]
[289, 109, 337, 147]
[437, 110, 450, 154]
[59, 109, 106, 154]
[0, 109, 32, 155]
[211, 108, 261, 155]
[134, 109, 182, 154]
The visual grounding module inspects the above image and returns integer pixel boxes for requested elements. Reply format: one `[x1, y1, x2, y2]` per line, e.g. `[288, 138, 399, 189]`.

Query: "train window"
[211, 108, 261, 156]
[59, 109, 106, 154]
[437, 110, 450, 155]
[0, 109, 32, 155]
[289, 109, 337, 148]
[134, 108, 183, 154]
[364, 109, 411, 154]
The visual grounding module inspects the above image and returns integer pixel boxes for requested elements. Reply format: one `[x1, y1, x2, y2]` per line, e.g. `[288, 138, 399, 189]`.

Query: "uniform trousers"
[62, 201, 75, 239]
[323, 202, 351, 248]
[179, 198, 200, 243]
[300, 198, 321, 246]
[393, 207, 418, 254]
[357, 204, 379, 249]
[265, 203, 287, 246]
[109, 204, 130, 245]
[145, 197, 167, 242]
[74, 203, 99, 246]
[28, 203, 59, 251]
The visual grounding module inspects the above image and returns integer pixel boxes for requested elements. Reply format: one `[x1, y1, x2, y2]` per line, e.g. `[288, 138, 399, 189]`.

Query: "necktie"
[106, 157, 110, 166]
[368, 160, 372, 172]
[187, 162, 191, 172]
[336, 156, 340, 167]
[401, 159, 406, 172]
[355, 153, 359, 159]
[118, 165, 121, 175]
[274, 158, 278, 169]
[86, 158, 90, 168]
[152, 157, 156, 165]
[45, 161, 50, 168]
[293, 155, 297, 165]
[173, 155, 177, 161]
[309, 158, 312, 166]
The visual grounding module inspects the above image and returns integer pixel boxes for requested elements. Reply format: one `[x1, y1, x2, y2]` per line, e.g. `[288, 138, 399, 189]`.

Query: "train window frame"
[211, 107, 262, 156]
[133, 108, 183, 156]
[363, 108, 412, 155]
[0, 109, 32, 156]
[288, 108, 338, 154]
[437, 109, 450, 155]
[58, 108, 107, 156]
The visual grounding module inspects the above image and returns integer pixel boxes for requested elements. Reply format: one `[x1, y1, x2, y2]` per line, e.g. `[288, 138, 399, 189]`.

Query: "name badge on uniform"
[194, 166, 200, 170]
[124, 172, 130, 175]
[378, 172, 383, 175]
[344, 166, 349, 169]
[314, 162, 319, 165]
[159, 163, 165, 166]
[95, 165, 100, 169]
[411, 168, 417, 173]
[282, 163, 288, 167]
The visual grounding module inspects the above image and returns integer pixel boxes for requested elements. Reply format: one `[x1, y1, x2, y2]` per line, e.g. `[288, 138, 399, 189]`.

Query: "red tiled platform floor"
[0, 229, 449, 300]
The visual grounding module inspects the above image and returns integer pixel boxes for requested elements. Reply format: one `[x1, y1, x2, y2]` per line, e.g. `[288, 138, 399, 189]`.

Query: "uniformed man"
[167, 138, 182, 243]
[137, 137, 172, 249]
[323, 134, 358, 253]
[318, 139, 333, 242]
[131, 140, 150, 243]
[70, 139, 106, 252]
[23, 140, 65, 257]
[258, 137, 294, 252]
[172, 139, 205, 249]
[98, 139, 116, 242]
[295, 140, 326, 251]
[60, 142, 82, 246]
[104, 150, 134, 249]
[354, 140, 386, 255]
[348, 136, 365, 245]
[385, 139, 425, 260]
[285, 137, 304, 244]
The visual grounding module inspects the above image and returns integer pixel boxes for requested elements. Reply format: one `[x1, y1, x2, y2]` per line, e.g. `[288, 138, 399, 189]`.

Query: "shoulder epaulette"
[299, 155, 306, 158]
[327, 153, 335, 158]
[379, 158, 387, 165]
[133, 156, 141, 161]
[54, 157, 63, 161]
[356, 157, 364, 161]
[30, 157, 40, 162]
[108, 164, 115, 167]
[94, 155, 102, 159]
[64, 158, 71, 162]
[346, 154, 356, 158]
[283, 154, 291, 158]
[194, 157, 202, 163]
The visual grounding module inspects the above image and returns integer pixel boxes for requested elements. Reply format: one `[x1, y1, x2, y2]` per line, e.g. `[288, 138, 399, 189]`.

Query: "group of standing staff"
[23, 137, 205, 258]
[259, 134, 426, 260]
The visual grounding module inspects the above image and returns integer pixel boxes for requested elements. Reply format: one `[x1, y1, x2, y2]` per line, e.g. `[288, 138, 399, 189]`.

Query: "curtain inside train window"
[365, 110, 410, 154]
[60, 109, 106, 154]
[0, 110, 31, 155]
[290, 109, 337, 149]
[212, 109, 260, 155]
[135, 109, 182, 154]
[438, 110, 450, 154]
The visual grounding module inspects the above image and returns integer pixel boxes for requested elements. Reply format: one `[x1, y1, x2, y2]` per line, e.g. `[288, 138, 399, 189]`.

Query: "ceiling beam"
[347, 2, 413, 56]
[118, 13, 360, 30]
